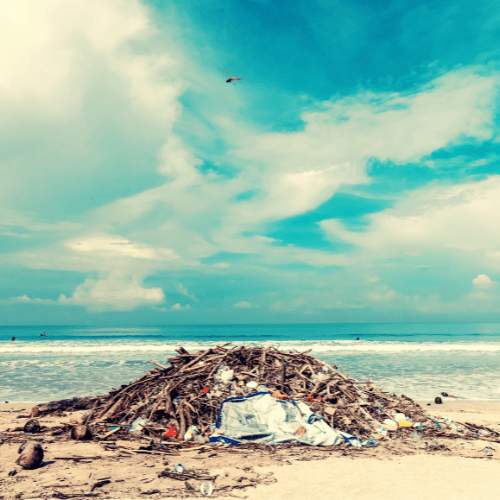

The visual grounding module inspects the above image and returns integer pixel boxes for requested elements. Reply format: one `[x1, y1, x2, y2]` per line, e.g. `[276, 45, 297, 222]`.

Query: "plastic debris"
[129, 417, 147, 436]
[200, 481, 214, 495]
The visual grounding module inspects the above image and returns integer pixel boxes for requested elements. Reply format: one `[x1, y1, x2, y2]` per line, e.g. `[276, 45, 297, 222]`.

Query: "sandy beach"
[1, 400, 500, 500]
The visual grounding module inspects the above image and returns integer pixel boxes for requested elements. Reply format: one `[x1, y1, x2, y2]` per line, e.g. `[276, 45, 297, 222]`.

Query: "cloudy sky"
[2, 0, 500, 325]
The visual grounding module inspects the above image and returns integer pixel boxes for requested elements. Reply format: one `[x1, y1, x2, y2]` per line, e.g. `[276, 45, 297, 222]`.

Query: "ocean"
[1, 323, 500, 403]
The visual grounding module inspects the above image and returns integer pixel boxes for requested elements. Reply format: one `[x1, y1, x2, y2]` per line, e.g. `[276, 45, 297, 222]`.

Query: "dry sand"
[1, 400, 499, 500]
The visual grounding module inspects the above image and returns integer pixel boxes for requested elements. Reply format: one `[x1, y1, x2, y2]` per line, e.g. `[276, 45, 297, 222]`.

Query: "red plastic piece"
[165, 426, 178, 437]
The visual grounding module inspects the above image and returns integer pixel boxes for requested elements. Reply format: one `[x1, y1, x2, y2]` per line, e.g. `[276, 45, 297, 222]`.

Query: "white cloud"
[0, 0, 181, 113]
[472, 274, 496, 287]
[234, 301, 251, 308]
[253, 235, 280, 243]
[10, 295, 56, 305]
[66, 234, 179, 261]
[322, 175, 500, 269]
[0, 231, 30, 238]
[177, 283, 196, 300]
[213, 262, 230, 268]
[367, 289, 397, 301]
[221, 67, 497, 233]
[58, 275, 165, 311]
[0, 0, 186, 222]
[171, 303, 191, 311]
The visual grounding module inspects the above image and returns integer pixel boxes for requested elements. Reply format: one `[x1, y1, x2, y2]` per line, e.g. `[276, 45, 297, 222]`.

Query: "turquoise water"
[1, 323, 500, 402]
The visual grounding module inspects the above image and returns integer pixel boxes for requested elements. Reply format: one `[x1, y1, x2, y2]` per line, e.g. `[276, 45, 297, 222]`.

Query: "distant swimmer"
[225, 77, 242, 83]
[40, 333, 46, 337]
[355, 337, 360, 340]
[10, 337, 16, 341]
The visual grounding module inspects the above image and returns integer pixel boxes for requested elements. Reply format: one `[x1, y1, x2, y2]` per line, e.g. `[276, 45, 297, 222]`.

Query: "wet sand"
[1, 400, 499, 500]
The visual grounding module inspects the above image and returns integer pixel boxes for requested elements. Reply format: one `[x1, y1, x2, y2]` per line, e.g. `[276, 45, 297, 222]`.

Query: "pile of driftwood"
[30, 344, 500, 444]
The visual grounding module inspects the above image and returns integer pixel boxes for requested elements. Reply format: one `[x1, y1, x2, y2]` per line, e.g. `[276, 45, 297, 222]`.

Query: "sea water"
[1, 323, 500, 402]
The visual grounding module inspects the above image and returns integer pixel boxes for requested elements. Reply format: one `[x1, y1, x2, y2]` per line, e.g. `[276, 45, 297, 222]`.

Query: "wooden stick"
[178, 350, 213, 373]
[42, 483, 89, 489]
[178, 402, 186, 438]
[84, 399, 100, 425]
[100, 426, 121, 440]
[151, 359, 169, 370]
[280, 357, 286, 388]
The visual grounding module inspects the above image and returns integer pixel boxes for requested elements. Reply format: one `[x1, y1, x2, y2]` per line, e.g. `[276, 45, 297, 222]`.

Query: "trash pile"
[31, 344, 500, 446]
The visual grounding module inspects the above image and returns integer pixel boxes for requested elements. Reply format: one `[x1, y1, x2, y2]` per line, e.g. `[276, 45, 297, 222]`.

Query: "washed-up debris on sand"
[26, 344, 500, 446]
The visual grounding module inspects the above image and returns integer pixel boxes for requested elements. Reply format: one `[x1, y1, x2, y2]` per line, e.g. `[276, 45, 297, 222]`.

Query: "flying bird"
[225, 77, 242, 83]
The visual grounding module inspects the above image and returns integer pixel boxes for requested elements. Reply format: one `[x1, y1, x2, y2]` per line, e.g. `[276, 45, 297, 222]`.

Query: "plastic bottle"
[184, 425, 199, 441]
[200, 481, 214, 495]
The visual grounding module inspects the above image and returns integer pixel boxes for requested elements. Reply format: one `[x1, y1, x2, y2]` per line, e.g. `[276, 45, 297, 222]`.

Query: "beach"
[1, 400, 499, 500]
[3, 326, 500, 499]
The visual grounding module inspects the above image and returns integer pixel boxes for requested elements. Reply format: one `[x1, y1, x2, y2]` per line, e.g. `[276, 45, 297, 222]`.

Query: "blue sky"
[2, 0, 500, 325]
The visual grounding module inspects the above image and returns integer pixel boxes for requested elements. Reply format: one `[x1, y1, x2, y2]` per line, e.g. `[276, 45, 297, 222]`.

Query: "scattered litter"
[24, 344, 500, 451]
[200, 481, 214, 495]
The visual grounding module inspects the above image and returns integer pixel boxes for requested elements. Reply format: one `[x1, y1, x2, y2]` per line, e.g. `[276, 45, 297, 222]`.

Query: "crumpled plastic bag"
[209, 392, 361, 447]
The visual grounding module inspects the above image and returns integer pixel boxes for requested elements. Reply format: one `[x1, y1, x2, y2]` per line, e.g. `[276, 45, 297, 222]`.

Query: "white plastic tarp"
[209, 392, 360, 446]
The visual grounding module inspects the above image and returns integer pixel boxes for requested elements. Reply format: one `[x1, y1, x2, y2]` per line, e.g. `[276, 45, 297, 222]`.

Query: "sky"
[2, 0, 500, 325]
